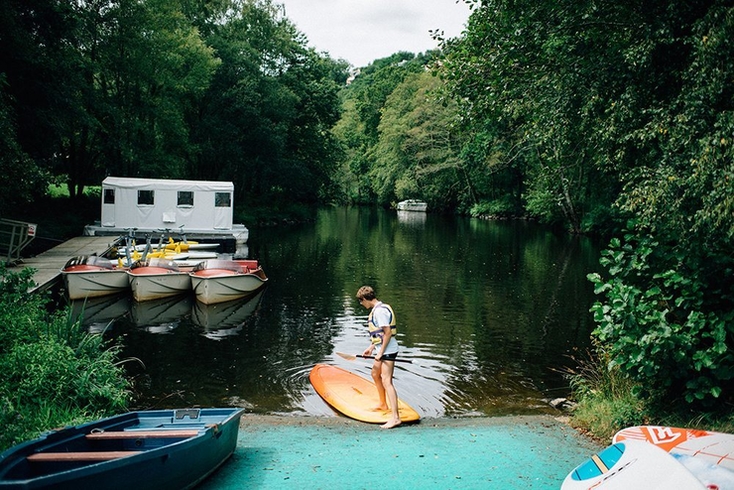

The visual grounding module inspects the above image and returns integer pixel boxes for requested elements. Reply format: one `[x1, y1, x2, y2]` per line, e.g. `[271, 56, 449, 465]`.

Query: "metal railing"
[0, 218, 37, 264]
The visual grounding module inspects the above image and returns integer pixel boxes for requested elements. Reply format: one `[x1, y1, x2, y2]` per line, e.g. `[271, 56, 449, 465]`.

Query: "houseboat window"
[178, 191, 194, 206]
[103, 188, 115, 204]
[138, 190, 154, 205]
[215, 192, 231, 207]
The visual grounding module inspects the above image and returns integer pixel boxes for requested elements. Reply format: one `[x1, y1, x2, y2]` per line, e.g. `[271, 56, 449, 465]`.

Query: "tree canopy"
[333, 0, 734, 411]
[0, 0, 348, 209]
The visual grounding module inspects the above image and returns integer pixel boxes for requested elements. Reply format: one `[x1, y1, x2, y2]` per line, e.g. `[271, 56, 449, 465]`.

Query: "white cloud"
[280, 0, 471, 67]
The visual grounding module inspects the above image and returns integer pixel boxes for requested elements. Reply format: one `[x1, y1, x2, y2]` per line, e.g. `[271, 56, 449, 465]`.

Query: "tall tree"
[0, 76, 47, 211]
[191, 0, 348, 206]
[438, 0, 734, 409]
[371, 70, 464, 209]
[441, 0, 631, 230]
[591, 1, 734, 408]
[67, 0, 219, 190]
[0, 0, 76, 202]
[334, 52, 436, 204]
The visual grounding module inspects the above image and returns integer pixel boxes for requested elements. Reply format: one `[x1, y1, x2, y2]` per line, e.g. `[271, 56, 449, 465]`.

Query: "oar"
[336, 352, 413, 363]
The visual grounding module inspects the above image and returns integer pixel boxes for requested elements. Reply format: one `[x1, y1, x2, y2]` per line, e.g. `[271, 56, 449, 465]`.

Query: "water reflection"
[396, 210, 427, 226]
[130, 295, 193, 334]
[70, 294, 130, 334]
[74, 292, 265, 338]
[192, 290, 264, 339]
[72, 208, 600, 419]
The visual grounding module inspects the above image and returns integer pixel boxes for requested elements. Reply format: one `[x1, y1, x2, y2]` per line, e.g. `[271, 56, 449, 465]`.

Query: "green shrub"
[0, 266, 131, 451]
[469, 196, 518, 218]
[588, 234, 734, 410]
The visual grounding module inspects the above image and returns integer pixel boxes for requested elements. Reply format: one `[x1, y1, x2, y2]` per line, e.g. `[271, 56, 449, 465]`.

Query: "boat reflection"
[69, 294, 130, 334]
[69, 289, 264, 339]
[130, 295, 193, 334]
[397, 210, 427, 225]
[191, 289, 264, 340]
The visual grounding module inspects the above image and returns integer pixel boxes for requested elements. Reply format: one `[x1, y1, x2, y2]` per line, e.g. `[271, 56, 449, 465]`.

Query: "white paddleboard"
[562, 440, 705, 490]
[674, 453, 734, 490]
[614, 426, 734, 472]
[118, 243, 219, 252]
[673, 433, 734, 472]
[185, 251, 218, 259]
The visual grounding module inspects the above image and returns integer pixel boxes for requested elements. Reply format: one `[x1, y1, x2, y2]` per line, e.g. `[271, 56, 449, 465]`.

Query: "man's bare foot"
[371, 405, 389, 412]
[380, 419, 401, 429]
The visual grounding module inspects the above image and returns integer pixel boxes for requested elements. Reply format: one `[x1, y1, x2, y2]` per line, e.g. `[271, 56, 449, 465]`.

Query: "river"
[72, 207, 602, 418]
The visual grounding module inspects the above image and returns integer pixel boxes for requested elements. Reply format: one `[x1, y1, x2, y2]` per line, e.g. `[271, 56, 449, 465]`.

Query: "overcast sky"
[280, 0, 472, 68]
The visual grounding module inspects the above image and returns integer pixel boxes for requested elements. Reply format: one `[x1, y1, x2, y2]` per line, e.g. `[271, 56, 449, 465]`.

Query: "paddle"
[336, 352, 413, 363]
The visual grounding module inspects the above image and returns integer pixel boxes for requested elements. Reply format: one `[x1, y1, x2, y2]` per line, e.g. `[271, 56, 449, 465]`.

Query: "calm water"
[71, 207, 601, 419]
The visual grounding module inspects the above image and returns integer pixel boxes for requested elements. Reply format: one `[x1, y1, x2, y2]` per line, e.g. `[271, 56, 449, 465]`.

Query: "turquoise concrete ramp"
[199, 415, 600, 489]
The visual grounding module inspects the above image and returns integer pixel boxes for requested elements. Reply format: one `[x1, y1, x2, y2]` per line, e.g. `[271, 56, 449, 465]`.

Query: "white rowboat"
[127, 259, 193, 302]
[61, 256, 130, 300]
[189, 260, 267, 305]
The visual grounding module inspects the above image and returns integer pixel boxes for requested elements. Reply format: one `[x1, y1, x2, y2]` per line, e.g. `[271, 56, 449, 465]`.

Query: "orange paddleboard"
[309, 364, 420, 424]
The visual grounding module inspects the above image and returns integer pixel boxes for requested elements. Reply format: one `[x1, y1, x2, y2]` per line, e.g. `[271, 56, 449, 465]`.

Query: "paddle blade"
[336, 352, 358, 361]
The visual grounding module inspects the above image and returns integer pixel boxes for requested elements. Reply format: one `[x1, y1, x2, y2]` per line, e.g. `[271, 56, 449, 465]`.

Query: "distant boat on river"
[396, 200, 428, 212]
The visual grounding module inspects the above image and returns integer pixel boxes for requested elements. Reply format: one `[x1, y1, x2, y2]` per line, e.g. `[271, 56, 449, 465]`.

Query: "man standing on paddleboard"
[356, 285, 402, 429]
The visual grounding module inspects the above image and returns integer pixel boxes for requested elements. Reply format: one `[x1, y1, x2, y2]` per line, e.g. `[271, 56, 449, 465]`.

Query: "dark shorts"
[378, 352, 398, 362]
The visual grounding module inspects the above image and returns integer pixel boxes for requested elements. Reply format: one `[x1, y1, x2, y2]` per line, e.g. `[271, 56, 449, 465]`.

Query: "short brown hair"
[356, 285, 376, 301]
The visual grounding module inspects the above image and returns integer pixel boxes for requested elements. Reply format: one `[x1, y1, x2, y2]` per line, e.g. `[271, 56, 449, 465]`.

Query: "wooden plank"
[27, 451, 142, 462]
[86, 429, 199, 440]
[8, 236, 120, 292]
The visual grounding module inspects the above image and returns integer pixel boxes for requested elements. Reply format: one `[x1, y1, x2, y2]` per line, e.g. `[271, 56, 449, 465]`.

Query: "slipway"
[199, 415, 601, 489]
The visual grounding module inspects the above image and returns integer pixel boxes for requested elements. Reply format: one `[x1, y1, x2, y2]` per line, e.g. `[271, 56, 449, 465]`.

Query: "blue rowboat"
[0, 408, 243, 489]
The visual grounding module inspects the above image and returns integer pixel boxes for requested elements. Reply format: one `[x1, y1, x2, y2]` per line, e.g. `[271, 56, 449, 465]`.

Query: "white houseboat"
[83, 177, 249, 245]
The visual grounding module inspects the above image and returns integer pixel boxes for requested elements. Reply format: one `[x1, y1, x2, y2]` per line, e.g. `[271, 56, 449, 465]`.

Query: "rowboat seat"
[85, 429, 200, 440]
[27, 451, 142, 462]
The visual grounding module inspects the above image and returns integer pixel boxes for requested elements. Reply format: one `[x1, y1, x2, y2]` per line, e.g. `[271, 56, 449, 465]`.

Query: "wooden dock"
[9, 236, 121, 293]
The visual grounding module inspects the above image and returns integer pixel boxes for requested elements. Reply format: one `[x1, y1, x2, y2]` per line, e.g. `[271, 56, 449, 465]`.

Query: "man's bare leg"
[379, 361, 401, 429]
[371, 362, 389, 411]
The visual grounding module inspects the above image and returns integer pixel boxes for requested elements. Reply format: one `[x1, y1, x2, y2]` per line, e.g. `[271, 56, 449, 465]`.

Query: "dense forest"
[0, 0, 350, 213]
[1, 0, 733, 429]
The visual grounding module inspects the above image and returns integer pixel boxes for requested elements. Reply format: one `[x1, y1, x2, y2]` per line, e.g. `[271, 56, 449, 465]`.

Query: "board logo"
[645, 426, 683, 445]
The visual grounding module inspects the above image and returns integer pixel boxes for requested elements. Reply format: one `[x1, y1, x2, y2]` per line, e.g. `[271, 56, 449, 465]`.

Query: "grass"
[46, 184, 100, 199]
[567, 344, 734, 442]
[565, 346, 648, 441]
[0, 265, 131, 451]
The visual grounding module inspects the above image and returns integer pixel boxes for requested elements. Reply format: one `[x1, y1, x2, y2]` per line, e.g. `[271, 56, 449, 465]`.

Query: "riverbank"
[199, 414, 602, 489]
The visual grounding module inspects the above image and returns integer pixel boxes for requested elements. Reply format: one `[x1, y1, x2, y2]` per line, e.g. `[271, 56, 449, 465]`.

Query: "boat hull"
[0, 408, 244, 490]
[128, 267, 192, 302]
[189, 260, 267, 305]
[61, 268, 130, 300]
[190, 271, 267, 305]
[396, 200, 427, 212]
